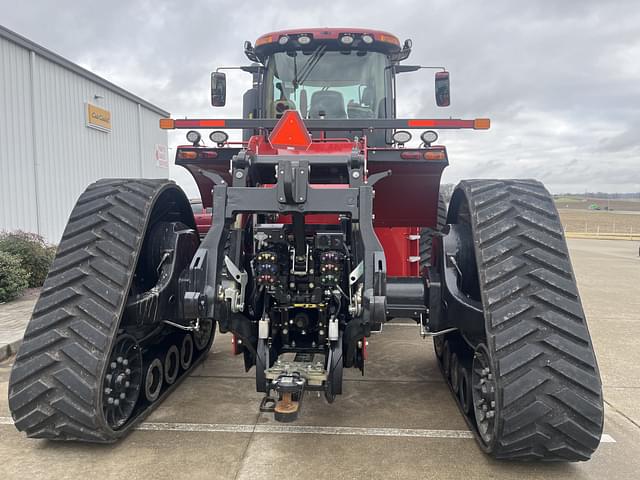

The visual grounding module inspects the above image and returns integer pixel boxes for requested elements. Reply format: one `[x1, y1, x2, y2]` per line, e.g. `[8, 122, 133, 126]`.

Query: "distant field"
[554, 196, 640, 212]
[558, 209, 640, 235]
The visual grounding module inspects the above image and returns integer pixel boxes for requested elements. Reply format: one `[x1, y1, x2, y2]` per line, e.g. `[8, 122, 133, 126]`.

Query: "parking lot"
[1, 238, 639, 479]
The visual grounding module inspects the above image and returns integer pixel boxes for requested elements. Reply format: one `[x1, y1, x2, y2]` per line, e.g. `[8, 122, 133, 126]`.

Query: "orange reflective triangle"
[268, 110, 312, 150]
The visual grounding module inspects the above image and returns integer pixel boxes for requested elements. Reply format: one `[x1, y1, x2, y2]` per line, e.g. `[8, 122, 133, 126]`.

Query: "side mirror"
[211, 72, 226, 107]
[435, 71, 450, 107]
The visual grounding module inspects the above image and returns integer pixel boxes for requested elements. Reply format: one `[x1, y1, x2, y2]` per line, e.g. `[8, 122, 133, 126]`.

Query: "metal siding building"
[0, 25, 170, 242]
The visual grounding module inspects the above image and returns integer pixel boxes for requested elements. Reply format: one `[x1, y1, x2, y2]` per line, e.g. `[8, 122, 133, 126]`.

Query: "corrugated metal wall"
[0, 32, 169, 243]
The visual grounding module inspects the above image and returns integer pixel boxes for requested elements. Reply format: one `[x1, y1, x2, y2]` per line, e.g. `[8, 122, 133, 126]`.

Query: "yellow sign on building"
[86, 103, 111, 132]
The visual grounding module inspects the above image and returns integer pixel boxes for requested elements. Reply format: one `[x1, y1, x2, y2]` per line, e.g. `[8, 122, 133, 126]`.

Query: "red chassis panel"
[176, 137, 445, 278]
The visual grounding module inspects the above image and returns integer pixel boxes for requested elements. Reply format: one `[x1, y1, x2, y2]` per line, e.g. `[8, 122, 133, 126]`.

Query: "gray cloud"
[2, 0, 639, 195]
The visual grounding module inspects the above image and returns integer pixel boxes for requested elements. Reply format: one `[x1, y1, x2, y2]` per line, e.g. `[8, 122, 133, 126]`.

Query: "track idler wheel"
[180, 334, 194, 370]
[471, 344, 497, 448]
[457, 359, 473, 415]
[450, 351, 460, 395]
[194, 319, 215, 351]
[164, 345, 180, 385]
[144, 358, 164, 403]
[433, 336, 444, 359]
[102, 335, 142, 430]
[256, 338, 269, 393]
[441, 340, 452, 379]
[325, 334, 344, 403]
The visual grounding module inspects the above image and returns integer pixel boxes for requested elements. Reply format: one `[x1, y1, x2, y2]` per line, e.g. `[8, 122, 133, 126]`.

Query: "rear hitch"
[261, 373, 306, 423]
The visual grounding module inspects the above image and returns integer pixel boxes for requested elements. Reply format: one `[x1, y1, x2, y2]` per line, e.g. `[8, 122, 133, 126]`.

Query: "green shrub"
[0, 251, 29, 302]
[0, 231, 55, 287]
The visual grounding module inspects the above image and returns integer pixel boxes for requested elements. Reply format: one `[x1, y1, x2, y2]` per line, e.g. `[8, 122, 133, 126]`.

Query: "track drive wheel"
[102, 335, 142, 430]
[437, 179, 604, 461]
[420, 192, 447, 270]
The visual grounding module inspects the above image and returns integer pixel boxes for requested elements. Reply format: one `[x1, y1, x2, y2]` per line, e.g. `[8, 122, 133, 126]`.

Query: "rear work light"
[209, 131, 229, 145]
[186, 130, 201, 145]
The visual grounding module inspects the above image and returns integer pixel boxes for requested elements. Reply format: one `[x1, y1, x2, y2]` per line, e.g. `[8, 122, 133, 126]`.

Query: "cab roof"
[253, 28, 404, 60]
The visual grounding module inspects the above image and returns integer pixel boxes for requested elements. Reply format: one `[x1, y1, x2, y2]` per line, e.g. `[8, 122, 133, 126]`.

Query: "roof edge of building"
[0, 23, 170, 117]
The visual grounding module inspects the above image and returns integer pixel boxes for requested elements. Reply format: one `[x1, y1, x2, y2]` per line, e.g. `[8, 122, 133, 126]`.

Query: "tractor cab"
[211, 29, 449, 145]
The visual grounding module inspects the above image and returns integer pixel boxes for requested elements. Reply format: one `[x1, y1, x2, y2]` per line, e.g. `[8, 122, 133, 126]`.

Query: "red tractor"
[9, 28, 603, 461]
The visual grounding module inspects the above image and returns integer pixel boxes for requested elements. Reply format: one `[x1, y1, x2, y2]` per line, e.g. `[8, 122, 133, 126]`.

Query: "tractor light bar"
[159, 118, 490, 131]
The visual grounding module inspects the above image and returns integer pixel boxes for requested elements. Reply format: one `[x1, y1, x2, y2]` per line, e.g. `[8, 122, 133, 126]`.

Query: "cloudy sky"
[2, 0, 639, 195]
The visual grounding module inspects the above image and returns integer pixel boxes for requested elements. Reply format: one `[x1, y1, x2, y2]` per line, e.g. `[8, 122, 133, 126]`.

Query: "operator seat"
[308, 91, 347, 118]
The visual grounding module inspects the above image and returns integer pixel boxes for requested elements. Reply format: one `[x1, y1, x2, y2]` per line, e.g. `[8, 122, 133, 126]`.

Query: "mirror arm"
[216, 65, 263, 73]
[393, 65, 447, 74]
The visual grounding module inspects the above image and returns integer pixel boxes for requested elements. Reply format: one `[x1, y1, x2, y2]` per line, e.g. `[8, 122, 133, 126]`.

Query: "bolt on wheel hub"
[102, 335, 142, 430]
[471, 344, 497, 446]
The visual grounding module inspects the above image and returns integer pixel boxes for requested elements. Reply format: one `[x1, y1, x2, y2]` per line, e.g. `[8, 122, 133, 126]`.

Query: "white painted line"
[253, 424, 473, 439]
[0, 416, 618, 444]
[138, 422, 253, 433]
[0, 415, 470, 439]
[600, 434, 616, 443]
[385, 323, 419, 327]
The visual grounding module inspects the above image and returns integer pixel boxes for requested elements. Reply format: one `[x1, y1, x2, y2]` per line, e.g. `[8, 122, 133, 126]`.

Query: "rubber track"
[419, 193, 447, 267]
[7, 179, 200, 442]
[457, 179, 604, 461]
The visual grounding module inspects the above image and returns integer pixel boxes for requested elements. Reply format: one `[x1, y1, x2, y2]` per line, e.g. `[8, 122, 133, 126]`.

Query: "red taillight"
[173, 119, 226, 128]
[200, 151, 218, 159]
[400, 151, 422, 160]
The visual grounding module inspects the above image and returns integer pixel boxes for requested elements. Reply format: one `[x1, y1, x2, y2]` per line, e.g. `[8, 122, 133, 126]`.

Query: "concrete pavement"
[0, 238, 639, 479]
[0, 289, 37, 361]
